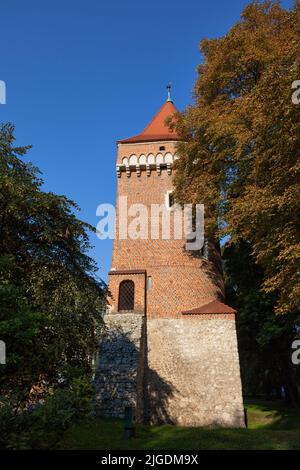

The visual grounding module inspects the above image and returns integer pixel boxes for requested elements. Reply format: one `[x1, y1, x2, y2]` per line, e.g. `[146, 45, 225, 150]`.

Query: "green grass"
[56, 400, 300, 450]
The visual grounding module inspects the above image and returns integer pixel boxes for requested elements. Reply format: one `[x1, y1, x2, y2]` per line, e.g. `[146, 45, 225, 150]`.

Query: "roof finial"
[166, 82, 172, 102]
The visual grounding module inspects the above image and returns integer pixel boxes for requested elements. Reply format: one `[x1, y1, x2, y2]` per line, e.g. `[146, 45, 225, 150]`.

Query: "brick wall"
[97, 138, 245, 428]
[110, 140, 223, 319]
[108, 271, 146, 315]
[117, 141, 178, 165]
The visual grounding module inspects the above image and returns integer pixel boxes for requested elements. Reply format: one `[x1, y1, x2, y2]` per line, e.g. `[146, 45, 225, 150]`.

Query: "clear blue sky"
[0, 0, 293, 281]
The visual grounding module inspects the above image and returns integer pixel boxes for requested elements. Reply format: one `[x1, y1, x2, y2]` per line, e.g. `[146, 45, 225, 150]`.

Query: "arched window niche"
[118, 280, 135, 312]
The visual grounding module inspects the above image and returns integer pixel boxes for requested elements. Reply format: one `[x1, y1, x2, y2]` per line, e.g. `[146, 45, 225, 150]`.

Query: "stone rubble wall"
[94, 313, 145, 422]
[146, 317, 245, 427]
[95, 313, 245, 428]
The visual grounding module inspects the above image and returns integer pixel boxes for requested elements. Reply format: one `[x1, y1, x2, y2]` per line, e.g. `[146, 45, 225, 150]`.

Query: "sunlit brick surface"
[98, 118, 245, 427]
[110, 142, 223, 319]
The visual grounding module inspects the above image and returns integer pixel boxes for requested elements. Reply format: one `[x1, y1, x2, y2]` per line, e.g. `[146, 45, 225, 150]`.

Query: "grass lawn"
[57, 400, 300, 450]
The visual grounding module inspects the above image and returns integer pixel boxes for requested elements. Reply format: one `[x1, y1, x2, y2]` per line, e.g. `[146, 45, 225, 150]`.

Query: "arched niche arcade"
[118, 152, 178, 177]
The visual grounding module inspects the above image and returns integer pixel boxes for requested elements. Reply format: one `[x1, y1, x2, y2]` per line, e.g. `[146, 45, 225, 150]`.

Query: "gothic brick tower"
[95, 90, 245, 427]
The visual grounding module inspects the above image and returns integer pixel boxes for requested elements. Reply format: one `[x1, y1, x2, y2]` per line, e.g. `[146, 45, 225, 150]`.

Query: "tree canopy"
[0, 123, 106, 403]
[173, 0, 300, 314]
[223, 240, 299, 405]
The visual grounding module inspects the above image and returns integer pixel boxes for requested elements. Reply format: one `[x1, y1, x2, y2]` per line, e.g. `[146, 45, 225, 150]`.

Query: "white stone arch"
[139, 154, 146, 165]
[165, 152, 173, 163]
[173, 153, 179, 160]
[156, 153, 164, 164]
[122, 157, 129, 166]
[129, 154, 138, 166]
[147, 153, 155, 164]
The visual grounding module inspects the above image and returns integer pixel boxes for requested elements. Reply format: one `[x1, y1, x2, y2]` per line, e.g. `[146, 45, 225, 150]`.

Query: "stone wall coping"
[180, 313, 236, 320]
[109, 269, 147, 276]
[182, 299, 236, 315]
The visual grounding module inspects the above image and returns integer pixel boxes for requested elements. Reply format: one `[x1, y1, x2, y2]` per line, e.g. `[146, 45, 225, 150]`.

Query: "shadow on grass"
[57, 400, 300, 451]
[245, 400, 300, 430]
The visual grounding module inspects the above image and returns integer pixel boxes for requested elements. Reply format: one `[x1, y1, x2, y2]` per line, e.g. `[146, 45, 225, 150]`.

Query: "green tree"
[223, 241, 300, 406]
[0, 123, 106, 403]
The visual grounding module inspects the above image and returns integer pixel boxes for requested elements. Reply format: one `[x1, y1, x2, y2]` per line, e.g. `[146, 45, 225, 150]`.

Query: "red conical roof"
[118, 100, 180, 144]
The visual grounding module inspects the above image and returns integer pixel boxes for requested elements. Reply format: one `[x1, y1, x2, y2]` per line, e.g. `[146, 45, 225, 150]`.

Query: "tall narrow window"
[118, 280, 134, 311]
[165, 190, 174, 210]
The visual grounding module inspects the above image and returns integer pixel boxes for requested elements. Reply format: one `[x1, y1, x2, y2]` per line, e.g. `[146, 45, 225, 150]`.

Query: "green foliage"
[0, 377, 94, 449]
[0, 122, 106, 402]
[0, 255, 49, 401]
[223, 241, 300, 404]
